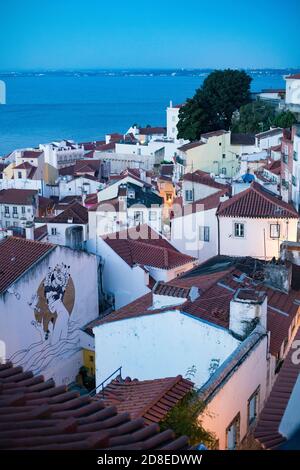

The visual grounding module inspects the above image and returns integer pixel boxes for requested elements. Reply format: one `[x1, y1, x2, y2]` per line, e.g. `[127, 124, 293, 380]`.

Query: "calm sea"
[0, 70, 289, 156]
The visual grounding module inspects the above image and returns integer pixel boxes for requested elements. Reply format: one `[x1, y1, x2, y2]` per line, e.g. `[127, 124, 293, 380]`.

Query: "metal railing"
[89, 366, 122, 397]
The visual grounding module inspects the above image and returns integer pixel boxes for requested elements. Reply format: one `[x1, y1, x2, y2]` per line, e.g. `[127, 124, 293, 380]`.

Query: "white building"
[182, 170, 228, 205]
[255, 128, 283, 151]
[0, 237, 99, 385]
[92, 255, 300, 448]
[43, 201, 89, 250]
[217, 182, 298, 260]
[171, 190, 227, 263]
[58, 175, 104, 200]
[89, 224, 196, 309]
[0, 189, 39, 230]
[166, 101, 182, 141]
[291, 129, 300, 211]
[39, 140, 84, 169]
[285, 73, 300, 112]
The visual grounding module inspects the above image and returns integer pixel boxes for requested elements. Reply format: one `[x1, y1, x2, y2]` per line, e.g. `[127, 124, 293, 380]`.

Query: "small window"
[13, 206, 18, 215]
[4, 206, 9, 215]
[18, 171, 22, 179]
[149, 211, 157, 221]
[248, 387, 260, 427]
[199, 226, 210, 242]
[166, 192, 173, 202]
[221, 167, 227, 175]
[226, 413, 240, 450]
[270, 223, 280, 239]
[5, 221, 10, 228]
[134, 211, 143, 225]
[185, 189, 193, 201]
[51, 227, 57, 236]
[21, 206, 25, 214]
[234, 223, 245, 238]
[89, 355, 94, 362]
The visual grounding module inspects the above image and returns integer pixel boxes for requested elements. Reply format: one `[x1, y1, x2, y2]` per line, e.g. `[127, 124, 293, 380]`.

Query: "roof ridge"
[137, 375, 185, 420]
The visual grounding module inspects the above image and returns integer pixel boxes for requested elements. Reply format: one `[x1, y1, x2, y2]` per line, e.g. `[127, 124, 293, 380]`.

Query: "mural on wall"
[9, 263, 80, 375]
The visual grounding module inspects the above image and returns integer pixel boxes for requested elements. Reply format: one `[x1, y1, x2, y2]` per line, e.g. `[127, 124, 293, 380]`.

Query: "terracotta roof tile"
[103, 225, 195, 269]
[93, 256, 300, 357]
[100, 375, 193, 425]
[217, 182, 298, 218]
[254, 328, 300, 449]
[0, 189, 38, 205]
[183, 170, 228, 190]
[0, 363, 190, 450]
[50, 202, 88, 224]
[0, 237, 54, 294]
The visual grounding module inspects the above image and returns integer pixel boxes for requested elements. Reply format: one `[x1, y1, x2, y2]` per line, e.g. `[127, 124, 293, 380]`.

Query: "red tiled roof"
[0, 363, 190, 450]
[0, 237, 54, 294]
[201, 130, 227, 139]
[22, 150, 43, 159]
[264, 159, 281, 175]
[139, 127, 166, 135]
[217, 182, 298, 218]
[50, 202, 88, 224]
[103, 225, 195, 270]
[178, 142, 205, 152]
[38, 196, 55, 210]
[14, 162, 34, 170]
[0, 189, 38, 205]
[34, 224, 48, 241]
[183, 170, 228, 190]
[254, 328, 300, 449]
[256, 127, 283, 138]
[286, 73, 300, 80]
[93, 256, 300, 357]
[101, 376, 193, 425]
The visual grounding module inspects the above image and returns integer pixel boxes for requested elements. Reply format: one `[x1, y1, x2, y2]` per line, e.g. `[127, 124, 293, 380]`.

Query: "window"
[185, 189, 194, 201]
[292, 175, 297, 187]
[149, 211, 157, 221]
[51, 227, 57, 236]
[248, 387, 260, 427]
[134, 211, 143, 225]
[18, 171, 22, 179]
[270, 223, 280, 239]
[12, 207, 18, 217]
[221, 167, 227, 175]
[234, 223, 245, 238]
[21, 206, 25, 214]
[226, 414, 240, 450]
[166, 193, 173, 202]
[4, 206, 9, 217]
[199, 226, 210, 242]
[5, 221, 10, 228]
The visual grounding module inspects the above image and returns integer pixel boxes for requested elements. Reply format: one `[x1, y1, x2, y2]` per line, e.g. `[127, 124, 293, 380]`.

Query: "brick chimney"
[229, 288, 267, 340]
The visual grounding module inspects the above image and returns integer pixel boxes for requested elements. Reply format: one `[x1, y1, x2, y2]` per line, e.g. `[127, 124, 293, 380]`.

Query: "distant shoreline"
[0, 68, 298, 78]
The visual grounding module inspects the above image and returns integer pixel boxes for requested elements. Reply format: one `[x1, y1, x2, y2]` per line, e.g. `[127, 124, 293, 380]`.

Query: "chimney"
[263, 260, 292, 294]
[229, 288, 267, 340]
[152, 281, 193, 309]
[170, 100, 173, 108]
[25, 222, 35, 240]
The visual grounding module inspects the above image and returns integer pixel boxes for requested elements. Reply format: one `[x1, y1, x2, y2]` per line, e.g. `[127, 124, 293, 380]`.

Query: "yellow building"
[82, 349, 95, 376]
[178, 130, 257, 178]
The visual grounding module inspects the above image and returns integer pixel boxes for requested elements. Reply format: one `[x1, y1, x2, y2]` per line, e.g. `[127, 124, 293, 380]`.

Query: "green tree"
[160, 389, 217, 448]
[177, 69, 252, 140]
[231, 100, 276, 133]
[273, 110, 297, 128]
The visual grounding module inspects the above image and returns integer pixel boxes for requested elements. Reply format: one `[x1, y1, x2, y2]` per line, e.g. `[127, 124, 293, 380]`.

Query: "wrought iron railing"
[89, 366, 122, 397]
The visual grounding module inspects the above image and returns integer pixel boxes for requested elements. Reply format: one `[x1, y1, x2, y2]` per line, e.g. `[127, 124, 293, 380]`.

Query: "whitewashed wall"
[0, 246, 99, 384]
[171, 208, 218, 263]
[219, 217, 297, 260]
[93, 311, 240, 388]
[200, 335, 270, 449]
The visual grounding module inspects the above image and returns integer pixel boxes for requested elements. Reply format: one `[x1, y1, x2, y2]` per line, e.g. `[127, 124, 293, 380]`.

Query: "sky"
[1, 0, 300, 71]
